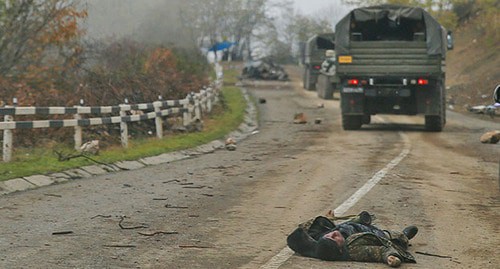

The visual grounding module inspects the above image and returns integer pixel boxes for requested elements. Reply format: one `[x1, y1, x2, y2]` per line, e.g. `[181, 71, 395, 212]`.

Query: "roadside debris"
[314, 118, 322, 124]
[165, 204, 189, 209]
[293, 113, 307, 124]
[80, 140, 100, 155]
[480, 130, 500, 144]
[468, 104, 498, 118]
[52, 231, 74, 235]
[138, 231, 178, 236]
[225, 137, 237, 151]
[118, 216, 149, 230]
[241, 57, 289, 81]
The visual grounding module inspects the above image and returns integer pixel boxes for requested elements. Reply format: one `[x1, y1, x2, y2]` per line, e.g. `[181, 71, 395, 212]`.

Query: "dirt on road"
[0, 66, 499, 269]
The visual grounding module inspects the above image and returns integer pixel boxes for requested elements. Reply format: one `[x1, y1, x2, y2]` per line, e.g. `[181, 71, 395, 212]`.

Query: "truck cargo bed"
[337, 41, 443, 76]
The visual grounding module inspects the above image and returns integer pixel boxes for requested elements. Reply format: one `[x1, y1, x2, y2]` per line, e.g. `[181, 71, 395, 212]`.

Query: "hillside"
[446, 15, 499, 120]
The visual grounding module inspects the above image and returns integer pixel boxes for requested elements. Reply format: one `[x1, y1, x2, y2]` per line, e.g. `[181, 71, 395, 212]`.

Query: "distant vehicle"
[302, 33, 335, 91]
[335, 5, 453, 131]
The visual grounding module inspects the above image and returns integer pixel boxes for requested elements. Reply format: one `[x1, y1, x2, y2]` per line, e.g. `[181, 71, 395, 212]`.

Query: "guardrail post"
[120, 98, 129, 148]
[2, 98, 16, 162]
[207, 88, 213, 112]
[183, 94, 191, 127]
[3, 113, 13, 163]
[154, 96, 163, 139]
[73, 99, 83, 150]
[193, 93, 201, 120]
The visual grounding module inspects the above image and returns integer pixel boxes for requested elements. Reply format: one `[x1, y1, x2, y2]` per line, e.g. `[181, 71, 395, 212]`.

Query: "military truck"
[302, 33, 335, 91]
[335, 5, 453, 131]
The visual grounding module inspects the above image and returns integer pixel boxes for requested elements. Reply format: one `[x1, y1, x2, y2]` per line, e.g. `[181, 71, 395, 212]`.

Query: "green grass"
[0, 73, 246, 182]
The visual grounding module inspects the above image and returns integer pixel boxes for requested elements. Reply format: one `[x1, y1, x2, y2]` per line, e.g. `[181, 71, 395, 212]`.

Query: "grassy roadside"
[0, 66, 246, 182]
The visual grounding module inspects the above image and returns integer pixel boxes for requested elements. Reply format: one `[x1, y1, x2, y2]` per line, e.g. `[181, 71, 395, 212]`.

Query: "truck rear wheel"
[425, 116, 443, 132]
[342, 115, 362, 130]
[425, 82, 445, 132]
[362, 114, 371, 124]
[317, 74, 334, 100]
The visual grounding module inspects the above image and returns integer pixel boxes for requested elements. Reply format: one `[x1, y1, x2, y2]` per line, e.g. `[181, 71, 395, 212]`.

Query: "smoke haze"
[84, 0, 193, 47]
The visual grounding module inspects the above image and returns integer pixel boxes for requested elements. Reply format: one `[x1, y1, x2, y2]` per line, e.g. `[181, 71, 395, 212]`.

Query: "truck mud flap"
[341, 90, 364, 114]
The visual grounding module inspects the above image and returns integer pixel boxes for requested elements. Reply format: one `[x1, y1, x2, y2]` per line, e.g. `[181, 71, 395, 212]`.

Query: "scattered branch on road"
[138, 231, 178, 236]
[103, 244, 136, 248]
[163, 179, 180, 184]
[178, 245, 212, 249]
[182, 185, 207, 189]
[118, 216, 149, 230]
[165, 204, 189, 209]
[54, 150, 114, 169]
[90, 214, 112, 219]
[54, 150, 84, 161]
[44, 193, 62, 198]
[52, 231, 73, 235]
[152, 198, 168, 201]
[208, 165, 240, 169]
[416, 251, 453, 259]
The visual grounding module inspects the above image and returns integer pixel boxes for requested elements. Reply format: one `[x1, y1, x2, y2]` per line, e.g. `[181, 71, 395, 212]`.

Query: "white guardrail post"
[183, 94, 191, 127]
[120, 99, 129, 148]
[2, 110, 13, 162]
[73, 99, 84, 150]
[207, 87, 213, 113]
[2, 98, 17, 162]
[154, 96, 163, 139]
[194, 94, 201, 121]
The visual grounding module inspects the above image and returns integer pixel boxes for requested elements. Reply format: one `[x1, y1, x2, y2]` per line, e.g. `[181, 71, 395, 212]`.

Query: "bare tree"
[0, 0, 85, 77]
[178, 0, 277, 59]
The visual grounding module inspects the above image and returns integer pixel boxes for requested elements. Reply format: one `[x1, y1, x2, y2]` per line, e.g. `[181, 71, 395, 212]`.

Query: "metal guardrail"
[1, 65, 223, 162]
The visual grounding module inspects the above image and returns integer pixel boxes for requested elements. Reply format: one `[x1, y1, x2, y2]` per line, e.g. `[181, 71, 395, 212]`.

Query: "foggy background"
[84, 0, 192, 46]
[83, 0, 351, 48]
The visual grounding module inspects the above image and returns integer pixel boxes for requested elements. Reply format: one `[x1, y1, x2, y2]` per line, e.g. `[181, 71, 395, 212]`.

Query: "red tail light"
[313, 65, 321, 70]
[348, 79, 359, 85]
[417, 79, 428, 85]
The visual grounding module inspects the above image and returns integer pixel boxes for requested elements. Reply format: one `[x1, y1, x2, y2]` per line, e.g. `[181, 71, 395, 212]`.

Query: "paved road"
[0, 67, 498, 269]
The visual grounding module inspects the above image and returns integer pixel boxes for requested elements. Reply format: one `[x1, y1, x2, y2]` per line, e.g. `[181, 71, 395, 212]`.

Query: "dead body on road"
[287, 211, 418, 267]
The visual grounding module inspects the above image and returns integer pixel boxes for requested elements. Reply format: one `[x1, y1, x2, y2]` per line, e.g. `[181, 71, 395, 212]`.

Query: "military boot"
[403, 225, 418, 240]
[350, 211, 372, 225]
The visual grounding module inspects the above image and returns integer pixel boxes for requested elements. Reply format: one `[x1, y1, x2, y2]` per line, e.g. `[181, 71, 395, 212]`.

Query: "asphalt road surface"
[1, 66, 499, 269]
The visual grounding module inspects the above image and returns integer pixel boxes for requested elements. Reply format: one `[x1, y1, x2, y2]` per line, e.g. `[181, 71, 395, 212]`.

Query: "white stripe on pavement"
[260, 125, 411, 269]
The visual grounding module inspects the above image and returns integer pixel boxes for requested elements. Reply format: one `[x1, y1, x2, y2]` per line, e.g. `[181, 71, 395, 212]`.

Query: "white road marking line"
[260, 125, 411, 269]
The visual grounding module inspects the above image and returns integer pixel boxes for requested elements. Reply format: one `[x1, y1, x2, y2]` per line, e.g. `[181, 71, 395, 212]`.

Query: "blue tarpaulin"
[209, 41, 237, 52]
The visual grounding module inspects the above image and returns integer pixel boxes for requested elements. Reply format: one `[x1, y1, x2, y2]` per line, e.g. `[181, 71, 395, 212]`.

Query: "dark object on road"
[335, 4, 453, 132]
[241, 57, 289, 81]
[287, 211, 417, 267]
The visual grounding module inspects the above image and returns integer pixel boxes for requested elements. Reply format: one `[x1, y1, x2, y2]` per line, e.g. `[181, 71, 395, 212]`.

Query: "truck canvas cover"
[335, 5, 447, 57]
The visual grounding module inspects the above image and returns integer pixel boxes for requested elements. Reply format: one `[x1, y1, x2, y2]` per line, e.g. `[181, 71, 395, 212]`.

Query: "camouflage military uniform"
[288, 212, 416, 265]
[346, 232, 415, 264]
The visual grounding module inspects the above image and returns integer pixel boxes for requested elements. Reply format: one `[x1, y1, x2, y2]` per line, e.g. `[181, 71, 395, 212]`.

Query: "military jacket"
[346, 232, 416, 263]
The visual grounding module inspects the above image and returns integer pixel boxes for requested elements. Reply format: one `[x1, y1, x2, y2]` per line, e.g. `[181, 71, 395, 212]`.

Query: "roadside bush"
[1, 37, 211, 149]
[76, 39, 209, 106]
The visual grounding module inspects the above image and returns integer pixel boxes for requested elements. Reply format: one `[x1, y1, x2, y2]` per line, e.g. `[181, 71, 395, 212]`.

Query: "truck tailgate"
[337, 41, 443, 76]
